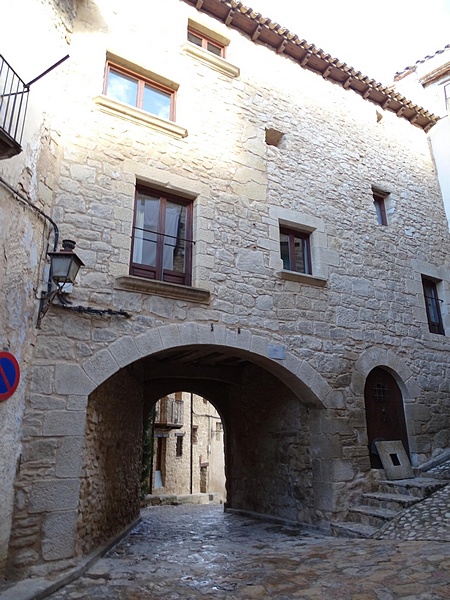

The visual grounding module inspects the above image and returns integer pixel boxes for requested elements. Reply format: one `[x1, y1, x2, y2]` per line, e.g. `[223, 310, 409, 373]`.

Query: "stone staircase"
[331, 475, 449, 539]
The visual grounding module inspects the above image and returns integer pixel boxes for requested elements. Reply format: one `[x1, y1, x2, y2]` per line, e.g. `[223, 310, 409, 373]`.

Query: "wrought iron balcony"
[154, 396, 184, 429]
[0, 55, 29, 159]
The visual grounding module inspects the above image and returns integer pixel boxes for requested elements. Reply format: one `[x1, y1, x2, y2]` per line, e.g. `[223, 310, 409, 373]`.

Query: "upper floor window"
[279, 227, 312, 275]
[444, 82, 450, 112]
[130, 187, 193, 286]
[187, 27, 225, 58]
[104, 63, 175, 121]
[422, 276, 445, 335]
[373, 190, 388, 226]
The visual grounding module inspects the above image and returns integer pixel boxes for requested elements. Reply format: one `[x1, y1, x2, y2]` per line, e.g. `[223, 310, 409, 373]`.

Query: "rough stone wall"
[226, 365, 313, 524]
[0, 0, 69, 576]
[77, 368, 143, 556]
[5, 0, 450, 579]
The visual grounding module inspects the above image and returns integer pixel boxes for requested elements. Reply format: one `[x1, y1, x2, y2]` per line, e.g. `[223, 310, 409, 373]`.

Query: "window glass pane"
[143, 85, 171, 120]
[133, 195, 160, 267]
[165, 201, 186, 274]
[207, 42, 222, 56]
[188, 32, 203, 47]
[293, 235, 307, 273]
[280, 232, 291, 270]
[107, 69, 138, 106]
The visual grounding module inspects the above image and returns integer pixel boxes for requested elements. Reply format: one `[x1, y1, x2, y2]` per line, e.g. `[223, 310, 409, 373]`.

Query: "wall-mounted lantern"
[37, 239, 84, 328]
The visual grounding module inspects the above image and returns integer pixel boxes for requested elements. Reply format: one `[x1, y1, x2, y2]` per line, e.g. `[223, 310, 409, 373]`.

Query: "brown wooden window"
[187, 27, 225, 58]
[279, 227, 311, 274]
[176, 435, 183, 457]
[373, 191, 388, 226]
[104, 63, 175, 121]
[130, 188, 193, 286]
[422, 277, 445, 335]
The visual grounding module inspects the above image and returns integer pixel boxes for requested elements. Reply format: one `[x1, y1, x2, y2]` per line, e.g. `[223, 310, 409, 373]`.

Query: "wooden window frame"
[373, 191, 388, 226]
[422, 276, 445, 335]
[176, 435, 183, 457]
[279, 226, 312, 275]
[187, 27, 226, 58]
[130, 187, 194, 286]
[104, 62, 176, 121]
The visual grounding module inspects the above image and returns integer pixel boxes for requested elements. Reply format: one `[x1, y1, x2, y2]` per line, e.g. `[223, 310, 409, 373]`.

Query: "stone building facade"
[150, 393, 225, 498]
[1, 0, 450, 583]
[394, 46, 450, 227]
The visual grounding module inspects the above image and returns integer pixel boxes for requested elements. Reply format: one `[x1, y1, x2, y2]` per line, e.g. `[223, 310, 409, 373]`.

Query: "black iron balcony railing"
[0, 55, 29, 159]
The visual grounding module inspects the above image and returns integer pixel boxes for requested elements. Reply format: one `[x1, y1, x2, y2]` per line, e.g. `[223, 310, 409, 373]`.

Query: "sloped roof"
[182, 0, 439, 132]
[394, 44, 450, 81]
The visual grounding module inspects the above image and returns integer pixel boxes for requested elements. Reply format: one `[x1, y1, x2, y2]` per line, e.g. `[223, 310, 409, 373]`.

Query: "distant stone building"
[150, 392, 225, 498]
[394, 45, 450, 227]
[0, 0, 449, 584]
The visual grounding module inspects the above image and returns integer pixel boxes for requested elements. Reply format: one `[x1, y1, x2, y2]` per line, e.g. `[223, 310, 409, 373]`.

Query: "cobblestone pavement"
[44, 494, 450, 600]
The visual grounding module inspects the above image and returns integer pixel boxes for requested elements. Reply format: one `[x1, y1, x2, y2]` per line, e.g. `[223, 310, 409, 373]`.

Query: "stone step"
[347, 505, 399, 528]
[361, 492, 418, 511]
[330, 521, 379, 539]
[377, 477, 446, 498]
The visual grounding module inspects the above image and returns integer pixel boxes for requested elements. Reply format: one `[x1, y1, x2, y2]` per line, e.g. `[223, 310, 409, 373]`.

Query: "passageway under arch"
[76, 343, 325, 556]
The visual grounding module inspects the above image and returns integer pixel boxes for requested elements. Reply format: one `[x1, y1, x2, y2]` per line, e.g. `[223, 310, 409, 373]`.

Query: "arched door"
[364, 367, 410, 468]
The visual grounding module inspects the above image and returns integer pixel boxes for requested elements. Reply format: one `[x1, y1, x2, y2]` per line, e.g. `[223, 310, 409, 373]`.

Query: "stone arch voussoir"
[351, 346, 421, 401]
[79, 322, 339, 409]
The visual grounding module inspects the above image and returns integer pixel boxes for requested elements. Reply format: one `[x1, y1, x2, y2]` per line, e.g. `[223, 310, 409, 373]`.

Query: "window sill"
[94, 95, 188, 139]
[278, 270, 328, 287]
[182, 43, 240, 78]
[114, 276, 211, 304]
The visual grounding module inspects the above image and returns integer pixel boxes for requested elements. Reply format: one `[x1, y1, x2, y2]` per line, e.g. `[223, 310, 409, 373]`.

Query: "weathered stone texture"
[4, 0, 450, 581]
[76, 369, 143, 555]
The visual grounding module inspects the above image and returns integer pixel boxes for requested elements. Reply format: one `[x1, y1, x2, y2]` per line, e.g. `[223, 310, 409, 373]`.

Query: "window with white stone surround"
[269, 207, 337, 286]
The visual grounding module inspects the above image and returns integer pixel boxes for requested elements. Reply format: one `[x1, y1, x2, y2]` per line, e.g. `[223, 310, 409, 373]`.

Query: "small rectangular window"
[176, 435, 183, 457]
[187, 27, 225, 58]
[279, 227, 311, 275]
[422, 277, 445, 335]
[130, 187, 194, 286]
[104, 63, 175, 121]
[444, 82, 450, 112]
[373, 191, 388, 226]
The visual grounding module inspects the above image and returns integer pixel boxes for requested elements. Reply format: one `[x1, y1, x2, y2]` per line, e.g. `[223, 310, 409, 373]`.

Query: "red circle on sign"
[0, 352, 20, 401]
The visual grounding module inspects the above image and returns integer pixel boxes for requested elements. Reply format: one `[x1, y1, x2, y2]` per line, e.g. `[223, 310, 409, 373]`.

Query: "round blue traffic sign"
[0, 352, 20, 401]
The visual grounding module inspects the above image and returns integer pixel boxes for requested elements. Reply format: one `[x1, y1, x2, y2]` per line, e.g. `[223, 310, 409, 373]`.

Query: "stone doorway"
[364, 367, 410, 469]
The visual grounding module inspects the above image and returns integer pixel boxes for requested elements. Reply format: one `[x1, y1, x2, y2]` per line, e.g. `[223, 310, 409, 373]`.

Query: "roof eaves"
[182, 0, 439, 132]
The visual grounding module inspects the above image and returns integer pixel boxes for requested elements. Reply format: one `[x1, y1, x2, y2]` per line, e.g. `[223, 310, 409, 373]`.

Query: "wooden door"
[364, 367, 410, 468]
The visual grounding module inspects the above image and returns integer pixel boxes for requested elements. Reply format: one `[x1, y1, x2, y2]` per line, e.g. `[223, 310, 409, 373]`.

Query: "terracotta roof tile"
[182, 0, 439, 131]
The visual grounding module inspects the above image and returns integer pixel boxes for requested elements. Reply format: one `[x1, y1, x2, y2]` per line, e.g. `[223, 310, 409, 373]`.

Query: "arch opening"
[364, 366, 410, 469]
[76, 343, 322, 557]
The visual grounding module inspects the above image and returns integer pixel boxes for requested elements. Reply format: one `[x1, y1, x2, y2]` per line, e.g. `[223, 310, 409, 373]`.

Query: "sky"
[249, 0, 450, 85]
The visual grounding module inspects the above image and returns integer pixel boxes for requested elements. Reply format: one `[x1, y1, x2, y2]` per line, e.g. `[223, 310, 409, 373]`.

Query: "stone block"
[109, 336, 140, 368]
[83, 349, 119, 386]
[42, 511, 77, 560]
[29, 366, 54, 395]
[67, 395, 88, 411]
[43, 411, 86, 437]
[135, 328, 163, 357]
[28, 394, 65, 411]
[23, 439, 58, 464]
[29, 479, 80, 513]
[56, 437, 84, 477]
[55, 364, 95, 396]
[310, 434, 342, 459]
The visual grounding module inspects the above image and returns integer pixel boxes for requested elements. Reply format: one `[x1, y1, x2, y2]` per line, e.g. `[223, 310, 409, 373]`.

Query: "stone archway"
[8, 322, 344, 578]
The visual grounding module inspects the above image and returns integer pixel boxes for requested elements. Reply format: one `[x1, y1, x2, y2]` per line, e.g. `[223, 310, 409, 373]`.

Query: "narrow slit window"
[422, 276, 445, 335]
[373, 191, 388, 226]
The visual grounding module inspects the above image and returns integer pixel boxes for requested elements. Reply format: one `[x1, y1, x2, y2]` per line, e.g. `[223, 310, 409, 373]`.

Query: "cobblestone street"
[42, 498, 450, 600]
